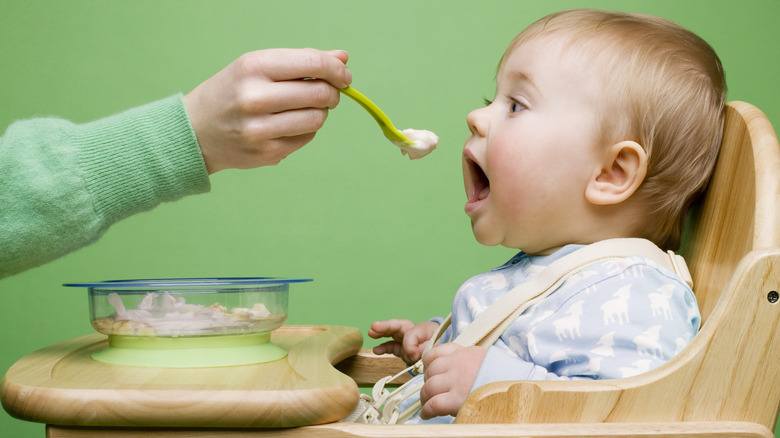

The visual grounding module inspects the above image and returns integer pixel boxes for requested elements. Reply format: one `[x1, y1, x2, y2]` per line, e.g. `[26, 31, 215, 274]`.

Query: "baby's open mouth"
[465, 157, 490, 203]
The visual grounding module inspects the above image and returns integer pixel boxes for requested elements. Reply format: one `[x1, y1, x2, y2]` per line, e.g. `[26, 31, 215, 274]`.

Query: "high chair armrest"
[456, 379, 625, 424]
[335, 349, 412, 386]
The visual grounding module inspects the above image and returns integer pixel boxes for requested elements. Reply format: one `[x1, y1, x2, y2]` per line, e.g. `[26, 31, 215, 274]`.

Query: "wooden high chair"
[15, 101, 780, 437]
[325, 101, 780, 438]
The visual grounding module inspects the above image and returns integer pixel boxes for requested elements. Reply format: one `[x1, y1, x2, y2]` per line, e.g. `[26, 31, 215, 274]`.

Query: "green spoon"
[340, 86, 414, 146]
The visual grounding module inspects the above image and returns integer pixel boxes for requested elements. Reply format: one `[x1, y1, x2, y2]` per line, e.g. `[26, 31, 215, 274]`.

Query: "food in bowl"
[66, 278, 310, 338]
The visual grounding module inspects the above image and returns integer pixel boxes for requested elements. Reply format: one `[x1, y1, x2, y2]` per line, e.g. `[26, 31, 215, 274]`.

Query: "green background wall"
[1, 1, 777, 436]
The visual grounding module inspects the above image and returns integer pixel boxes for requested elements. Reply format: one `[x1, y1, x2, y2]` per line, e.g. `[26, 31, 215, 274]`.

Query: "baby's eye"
[483, 97, 493, 107]
[510, 99, 527, 112]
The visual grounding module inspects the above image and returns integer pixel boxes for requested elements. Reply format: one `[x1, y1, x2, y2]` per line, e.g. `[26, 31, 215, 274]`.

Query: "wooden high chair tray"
[1, 325, 362, 428]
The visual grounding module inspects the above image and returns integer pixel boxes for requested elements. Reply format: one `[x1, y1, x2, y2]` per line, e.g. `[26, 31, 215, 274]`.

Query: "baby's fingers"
[368, 319, 415, 340]
[419, 375, 460, 420]
[419, 394, 449, 420]
[372, 340, 404, 358]
[422, 342, 461, 370]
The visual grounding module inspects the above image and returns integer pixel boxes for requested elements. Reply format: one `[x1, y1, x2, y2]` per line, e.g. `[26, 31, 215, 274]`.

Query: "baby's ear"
[585, 141, 647, 206]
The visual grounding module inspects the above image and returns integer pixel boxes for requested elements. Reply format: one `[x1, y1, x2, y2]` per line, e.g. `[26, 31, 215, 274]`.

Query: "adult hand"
[419, 343, 487, 419]
[184, 48, 352, 173]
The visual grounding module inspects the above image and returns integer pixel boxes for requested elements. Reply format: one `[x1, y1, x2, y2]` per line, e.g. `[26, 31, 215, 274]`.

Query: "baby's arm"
[369, 319, 439, 364]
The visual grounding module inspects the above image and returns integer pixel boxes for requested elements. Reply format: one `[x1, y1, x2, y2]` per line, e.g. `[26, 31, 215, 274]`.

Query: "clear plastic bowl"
[65, 278, 311, 338]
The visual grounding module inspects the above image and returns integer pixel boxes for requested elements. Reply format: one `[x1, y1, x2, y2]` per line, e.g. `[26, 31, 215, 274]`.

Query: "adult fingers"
[240, 107, 330, 141]
[325, 49, 350, 65]
[225, 132, 316, 169]
[239, 48, 351, 88]
[238, 79, 342, 115]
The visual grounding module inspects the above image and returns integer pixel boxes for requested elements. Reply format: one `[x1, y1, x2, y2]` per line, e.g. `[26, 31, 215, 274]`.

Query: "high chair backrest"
[679, 101, 780, 324]
[456, 101, 780, 432]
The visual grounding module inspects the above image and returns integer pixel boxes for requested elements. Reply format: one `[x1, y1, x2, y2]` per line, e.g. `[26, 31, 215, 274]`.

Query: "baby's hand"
[419, 343, 487, 420]
[368, 319, 439, 365]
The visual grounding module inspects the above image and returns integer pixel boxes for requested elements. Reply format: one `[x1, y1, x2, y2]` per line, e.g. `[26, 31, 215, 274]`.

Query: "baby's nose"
[466, 107, 488, 137]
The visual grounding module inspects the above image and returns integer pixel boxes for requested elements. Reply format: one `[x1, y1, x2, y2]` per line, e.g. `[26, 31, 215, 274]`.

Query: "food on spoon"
[394, 129, 439, 160]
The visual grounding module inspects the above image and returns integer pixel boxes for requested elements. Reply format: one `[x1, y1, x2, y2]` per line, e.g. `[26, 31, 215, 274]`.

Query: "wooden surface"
[45, 421, 775, 438]
[335, 349, 410, 386]
[1, 325, 362, 428]
[681, 101, 780, 324]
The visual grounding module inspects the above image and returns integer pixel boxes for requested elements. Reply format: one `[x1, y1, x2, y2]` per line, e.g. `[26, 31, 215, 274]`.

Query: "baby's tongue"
[478, 186, 490, 200]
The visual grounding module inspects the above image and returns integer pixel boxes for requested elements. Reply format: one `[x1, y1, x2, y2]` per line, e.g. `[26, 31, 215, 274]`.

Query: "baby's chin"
[469, 223, 504, 248]
[470, 226, 556, 254]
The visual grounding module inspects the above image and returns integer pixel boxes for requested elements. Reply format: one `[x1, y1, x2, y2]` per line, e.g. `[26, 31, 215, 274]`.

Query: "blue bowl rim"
[63, 277, 313, 288]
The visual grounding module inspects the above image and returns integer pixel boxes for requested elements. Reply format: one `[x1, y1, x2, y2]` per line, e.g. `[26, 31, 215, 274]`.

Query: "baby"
[369, 9, 726, 423]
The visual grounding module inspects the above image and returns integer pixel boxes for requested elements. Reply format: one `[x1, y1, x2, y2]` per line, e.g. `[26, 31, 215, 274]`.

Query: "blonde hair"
[501, 9, 727, 250]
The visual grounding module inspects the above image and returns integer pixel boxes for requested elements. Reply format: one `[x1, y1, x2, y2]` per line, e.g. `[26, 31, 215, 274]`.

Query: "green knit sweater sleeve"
[0, 94, 211, 279]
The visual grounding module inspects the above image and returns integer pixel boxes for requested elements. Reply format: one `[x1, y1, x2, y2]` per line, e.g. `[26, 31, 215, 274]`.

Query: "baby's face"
[462, 34, 606, 254]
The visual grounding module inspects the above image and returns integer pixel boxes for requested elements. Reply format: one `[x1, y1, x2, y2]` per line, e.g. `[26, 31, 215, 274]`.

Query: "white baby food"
[393, 129, 438, 160]
[92, 292, 284, 337]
